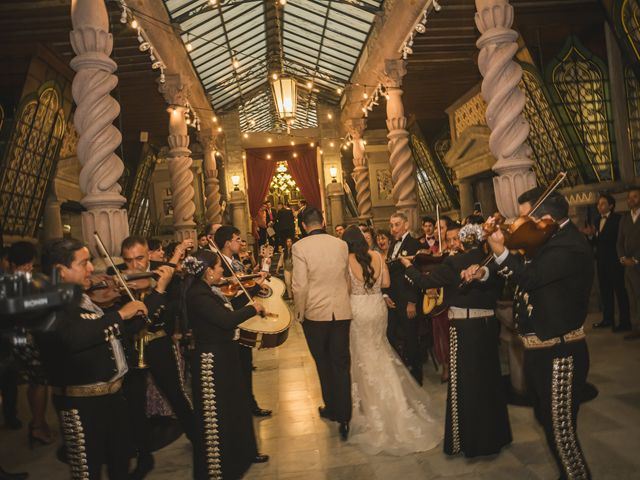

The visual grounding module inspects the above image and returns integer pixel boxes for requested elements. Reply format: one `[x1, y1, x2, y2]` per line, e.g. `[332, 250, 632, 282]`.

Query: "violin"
[87, 272, 157, 307]
[217, 273, 265, 298]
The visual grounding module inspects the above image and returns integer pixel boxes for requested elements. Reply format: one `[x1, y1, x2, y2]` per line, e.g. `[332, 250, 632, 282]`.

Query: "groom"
[292, 207, 353, 440]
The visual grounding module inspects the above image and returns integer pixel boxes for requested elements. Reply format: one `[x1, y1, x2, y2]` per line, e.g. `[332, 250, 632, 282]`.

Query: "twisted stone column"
[475, 0, 536, 218]
[198, 131, 223, 224]
[160, 75, 197, 242]
[70, 0, 129, 255]
[381, 59, 418, 231]
[346, 118, 373, 222]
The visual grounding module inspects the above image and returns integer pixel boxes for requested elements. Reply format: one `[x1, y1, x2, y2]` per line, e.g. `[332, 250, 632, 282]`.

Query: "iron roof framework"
[163, 0, 383, 132]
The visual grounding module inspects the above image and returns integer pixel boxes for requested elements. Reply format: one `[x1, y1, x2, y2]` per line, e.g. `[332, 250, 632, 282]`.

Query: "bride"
[343, 226, 442, 455]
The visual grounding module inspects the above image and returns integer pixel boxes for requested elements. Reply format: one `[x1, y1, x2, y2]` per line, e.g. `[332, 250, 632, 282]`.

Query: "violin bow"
[207, 238, 255, 305]
[93, 231, 152, 325]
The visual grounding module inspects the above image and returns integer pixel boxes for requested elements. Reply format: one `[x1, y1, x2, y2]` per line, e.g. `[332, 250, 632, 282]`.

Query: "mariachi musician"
[35, 237, 149, 479]
[213, 226, 272, 417]
[400, 220, 512, 458]
[184, 251, 269, 479]
[462, 187, 594, 479]
[109, 236, 196, 479]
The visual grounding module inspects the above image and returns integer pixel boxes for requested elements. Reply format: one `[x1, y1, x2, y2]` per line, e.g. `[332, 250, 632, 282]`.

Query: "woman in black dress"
[184, 251, 268, 479]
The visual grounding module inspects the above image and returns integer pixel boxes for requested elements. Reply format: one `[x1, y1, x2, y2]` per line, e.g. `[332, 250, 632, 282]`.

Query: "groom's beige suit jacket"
[292, 231, 352, 321]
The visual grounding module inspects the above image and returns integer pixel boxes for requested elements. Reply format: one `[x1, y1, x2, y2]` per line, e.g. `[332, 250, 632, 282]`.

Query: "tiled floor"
[2, 312, 639, 479]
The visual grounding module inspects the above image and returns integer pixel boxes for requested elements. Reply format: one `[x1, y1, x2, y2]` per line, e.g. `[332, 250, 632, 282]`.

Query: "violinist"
[184, 251, 269, 479]
[462, 188, 594, 479]
[117, 236, 196, 479]
[214, 226, 272, 417]
[400, 220, 512, 458]
[34, 238, 148, 479]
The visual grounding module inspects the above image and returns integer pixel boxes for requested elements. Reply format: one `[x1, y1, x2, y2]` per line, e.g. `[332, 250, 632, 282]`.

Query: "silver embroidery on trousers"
[200, 352, 222, 479]
[173, 344, 193, 410]
[448, 326, 461, 454]
[552, 356, 588, 480]
[60, 409, 89, 480]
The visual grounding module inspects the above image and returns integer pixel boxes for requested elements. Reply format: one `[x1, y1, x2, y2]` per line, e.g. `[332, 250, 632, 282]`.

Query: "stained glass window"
[0, 83, 65, 237]
[624, 66, 640, 176]
[409, 133, 459, 215]
[547, 36, 616, 182]
[616, 0, 640, 64]
[519, 64, 587, 186]
[128, 145, 157, 236]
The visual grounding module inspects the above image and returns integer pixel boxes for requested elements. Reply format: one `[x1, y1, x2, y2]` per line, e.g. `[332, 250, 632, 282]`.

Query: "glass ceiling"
[163, 0, 383, 132]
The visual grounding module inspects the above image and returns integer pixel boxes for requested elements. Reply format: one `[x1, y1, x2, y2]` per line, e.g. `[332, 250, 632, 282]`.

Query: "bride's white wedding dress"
[348, 254, 442, 455]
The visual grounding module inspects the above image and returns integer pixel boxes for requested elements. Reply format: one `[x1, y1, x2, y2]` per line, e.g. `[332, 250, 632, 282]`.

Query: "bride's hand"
[384, 297, 396, 309]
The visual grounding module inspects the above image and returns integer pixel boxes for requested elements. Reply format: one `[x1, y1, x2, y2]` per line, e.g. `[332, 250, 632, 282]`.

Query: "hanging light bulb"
[232, 55, 240, 69]
[130, 18, 138, 29]
[217, 126, 222, 132]
[266, 154, 272, 159]
[272, 72, 279, 80]
[212, 115, 218, 122]
[329, 142, 335, 148]
[336, 87, 343, 95]
[293, 152, 298, 158]
[310, 142, 315, 147]
[363, 92, 368, 99]
[267, 137, 272, 143]
[290, 140, 295, 146]
[250, 119, 256, 126]
[186, 39, 193, 52]
[306, 81, 313, 89]
[243, 133, 249, 139]
[327, 113, 333, 120]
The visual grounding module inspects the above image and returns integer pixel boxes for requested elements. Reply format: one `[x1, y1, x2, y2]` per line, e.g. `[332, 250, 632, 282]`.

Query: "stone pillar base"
[82, 208, 130, 257]
[493, 170, 536, 219]
[327, 182, 345, 230]
[229, 190, 248, 240]
[174, 226, 197, 243]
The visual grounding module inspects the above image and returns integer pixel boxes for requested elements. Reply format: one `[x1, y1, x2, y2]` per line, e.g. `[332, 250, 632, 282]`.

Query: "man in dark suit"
[617, 187, 640, 340]
[383, 212, 423, 384]
[296, 200, 308, 237]
[585, 194, 630, 331]
[275, 202, 296, 249]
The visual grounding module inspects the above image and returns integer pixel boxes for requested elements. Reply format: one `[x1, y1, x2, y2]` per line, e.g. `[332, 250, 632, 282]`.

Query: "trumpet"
[136, 329, 150, 369]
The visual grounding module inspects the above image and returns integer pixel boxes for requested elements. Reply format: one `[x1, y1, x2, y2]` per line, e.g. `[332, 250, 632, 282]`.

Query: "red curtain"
[287, 147, 322, 209]
[245, 150, 276, 238]
[245, 144, 322, 236]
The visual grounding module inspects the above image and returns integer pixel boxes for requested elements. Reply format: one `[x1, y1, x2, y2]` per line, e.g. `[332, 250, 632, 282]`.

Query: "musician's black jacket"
[383, 234, 422, 306]
[489, 221, 594, 339]
[404, 247, 504, 310]
[108, 260, 179, 334]
[186, 279, 257, 345]
[33, 302, 145, 387]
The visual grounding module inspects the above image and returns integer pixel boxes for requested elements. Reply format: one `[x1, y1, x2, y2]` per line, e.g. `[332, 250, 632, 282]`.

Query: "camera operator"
[34, 238, 148, 479]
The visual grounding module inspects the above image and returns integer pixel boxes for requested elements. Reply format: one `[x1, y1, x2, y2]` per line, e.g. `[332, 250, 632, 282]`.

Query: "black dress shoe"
[252, 407, 272, 417]
[128, 453, 154, 480]
[252, 454, 269, 463]
[318, 406, 335, 421]
[0, 466, 28, 480]
[339, 422, 350, 441]
[593, 321, 613, 329]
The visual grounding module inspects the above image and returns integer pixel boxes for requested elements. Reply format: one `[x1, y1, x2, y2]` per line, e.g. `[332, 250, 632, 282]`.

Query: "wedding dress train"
[348, 258, 442, 455]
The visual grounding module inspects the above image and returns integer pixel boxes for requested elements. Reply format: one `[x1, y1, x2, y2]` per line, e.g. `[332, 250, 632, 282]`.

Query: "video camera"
[0, 271, 81, 360]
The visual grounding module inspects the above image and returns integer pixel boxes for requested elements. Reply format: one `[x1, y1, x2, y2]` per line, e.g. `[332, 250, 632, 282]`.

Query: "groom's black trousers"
[302, 319, 352, 423]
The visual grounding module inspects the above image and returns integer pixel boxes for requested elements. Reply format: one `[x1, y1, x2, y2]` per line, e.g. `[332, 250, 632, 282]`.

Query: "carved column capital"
[380, 59, 407, 88]
[159, 74, 190, 107]
[346, 118, 367, 140]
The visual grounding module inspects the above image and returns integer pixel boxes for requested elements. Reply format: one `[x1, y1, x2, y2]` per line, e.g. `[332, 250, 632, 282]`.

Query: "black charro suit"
[382, 232, 423, 383]
[109, 261, 195, 458]
[405, 247, 511, 457]
[34, 299, 145, 478]
[591, 212, 630, 329]
[491, 221, 593, 479]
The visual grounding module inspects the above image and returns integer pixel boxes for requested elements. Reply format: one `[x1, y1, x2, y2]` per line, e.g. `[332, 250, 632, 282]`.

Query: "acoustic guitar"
[237, 243, 291, 349]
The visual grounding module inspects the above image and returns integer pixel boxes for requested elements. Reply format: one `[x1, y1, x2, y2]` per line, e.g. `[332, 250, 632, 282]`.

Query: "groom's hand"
[384, 297, 396, 309]
[407, 302, 417, 319]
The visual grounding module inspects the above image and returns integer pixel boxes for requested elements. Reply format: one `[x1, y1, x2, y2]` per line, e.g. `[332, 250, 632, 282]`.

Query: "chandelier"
[270, 161, 298, 195]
